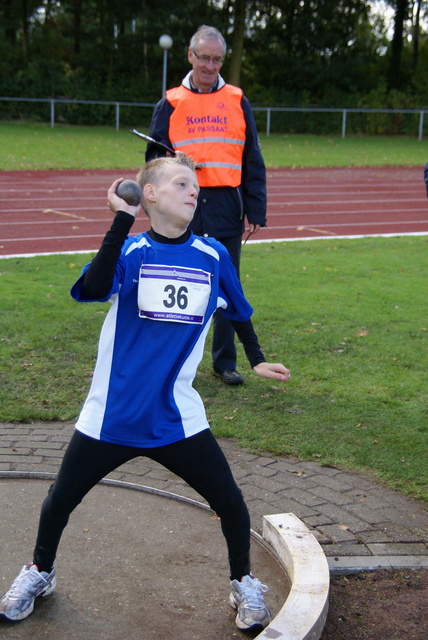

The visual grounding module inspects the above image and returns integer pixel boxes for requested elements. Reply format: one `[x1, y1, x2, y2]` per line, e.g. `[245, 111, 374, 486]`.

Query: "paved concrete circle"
[0, 479, 290, 639]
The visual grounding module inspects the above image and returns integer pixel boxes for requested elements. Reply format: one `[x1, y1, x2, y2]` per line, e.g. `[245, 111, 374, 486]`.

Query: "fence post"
[266, 108, 271, 136]
[342, 109, 347, 138]
[418, 111, 424, 141]
[50, 100, 55, 128]
[115, 103, 120, 131]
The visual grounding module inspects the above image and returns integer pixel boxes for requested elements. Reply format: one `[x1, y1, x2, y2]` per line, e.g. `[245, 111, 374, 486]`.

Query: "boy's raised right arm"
[81, 180, 141, 300]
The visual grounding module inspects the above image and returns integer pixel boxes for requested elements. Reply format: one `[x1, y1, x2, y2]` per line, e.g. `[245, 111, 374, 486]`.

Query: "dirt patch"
[321, 569, 428, 640]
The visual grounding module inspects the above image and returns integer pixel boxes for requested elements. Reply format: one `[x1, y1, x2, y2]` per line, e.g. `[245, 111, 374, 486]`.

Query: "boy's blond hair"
[136, 154, 198, 217]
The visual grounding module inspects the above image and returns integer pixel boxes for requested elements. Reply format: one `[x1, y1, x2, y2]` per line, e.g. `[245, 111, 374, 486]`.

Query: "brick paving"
[1, 420, 427, 574]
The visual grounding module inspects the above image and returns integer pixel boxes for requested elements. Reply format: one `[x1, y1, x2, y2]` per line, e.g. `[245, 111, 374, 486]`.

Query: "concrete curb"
[328, 554, 428, 574]
[258, 513, 330, 640]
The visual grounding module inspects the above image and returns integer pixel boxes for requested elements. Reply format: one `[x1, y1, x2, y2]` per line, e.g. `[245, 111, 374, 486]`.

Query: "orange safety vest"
[166, 84, 246, 188]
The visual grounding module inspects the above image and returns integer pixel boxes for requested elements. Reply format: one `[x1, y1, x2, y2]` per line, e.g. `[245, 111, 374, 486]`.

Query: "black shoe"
[214, 369, 244, 385]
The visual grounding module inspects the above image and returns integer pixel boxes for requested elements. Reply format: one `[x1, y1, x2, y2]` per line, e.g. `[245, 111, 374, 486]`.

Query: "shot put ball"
[116, 179, 142, 206]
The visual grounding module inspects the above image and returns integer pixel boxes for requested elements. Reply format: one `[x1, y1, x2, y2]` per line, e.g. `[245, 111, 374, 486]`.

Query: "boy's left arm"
[232, 319, 291, 382]
[253, 361, 290, 382]
[219, 246, 290, 381]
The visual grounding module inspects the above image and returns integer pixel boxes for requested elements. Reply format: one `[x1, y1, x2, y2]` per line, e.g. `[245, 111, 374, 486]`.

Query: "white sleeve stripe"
[125, 236, 150, 256]
[191, 238, 220, 260]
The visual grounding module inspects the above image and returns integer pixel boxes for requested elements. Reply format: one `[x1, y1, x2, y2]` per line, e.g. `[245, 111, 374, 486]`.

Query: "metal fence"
[255, 106, 428, 141]
[1, 96, 427, 140]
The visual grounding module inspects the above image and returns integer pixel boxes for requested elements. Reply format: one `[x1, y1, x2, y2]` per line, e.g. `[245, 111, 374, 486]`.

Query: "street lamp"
[159, 34, 173, 98]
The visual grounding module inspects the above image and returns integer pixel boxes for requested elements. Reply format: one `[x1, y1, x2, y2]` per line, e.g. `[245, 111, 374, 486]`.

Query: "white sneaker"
[229, 574, 271, 630]
[0, 564, 56, 621]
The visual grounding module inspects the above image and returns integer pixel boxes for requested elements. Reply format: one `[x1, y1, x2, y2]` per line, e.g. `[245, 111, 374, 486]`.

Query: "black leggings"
[33, 429, 251, 580]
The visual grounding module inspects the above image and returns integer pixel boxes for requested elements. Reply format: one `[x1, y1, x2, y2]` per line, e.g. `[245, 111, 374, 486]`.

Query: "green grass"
[260, 133, 428, 168]
[0, 121, 427, 170]
[0, 122, 146, 170]
[1, 237, 427, 502]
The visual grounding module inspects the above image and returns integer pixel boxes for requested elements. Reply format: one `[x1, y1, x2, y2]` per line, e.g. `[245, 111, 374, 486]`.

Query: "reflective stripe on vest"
[166, 84, 246, 188]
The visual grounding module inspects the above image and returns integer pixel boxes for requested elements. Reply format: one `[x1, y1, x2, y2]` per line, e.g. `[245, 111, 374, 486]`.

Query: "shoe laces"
[7, 567, 41, 598]
[239, 576, 268, 610]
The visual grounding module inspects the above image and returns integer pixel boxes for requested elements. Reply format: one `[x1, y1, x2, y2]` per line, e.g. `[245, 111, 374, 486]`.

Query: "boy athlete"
[0, 155, 290, 632]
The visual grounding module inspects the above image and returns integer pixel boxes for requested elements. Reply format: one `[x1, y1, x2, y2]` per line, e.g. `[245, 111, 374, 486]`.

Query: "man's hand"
[248, 223, 261, 235]
[243, 223, 262, 244]
[253, 362, 291, 382]
[108, 179, 141, 218]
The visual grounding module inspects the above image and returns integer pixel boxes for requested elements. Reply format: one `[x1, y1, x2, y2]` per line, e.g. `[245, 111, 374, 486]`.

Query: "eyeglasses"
[192, 50, 224, 66]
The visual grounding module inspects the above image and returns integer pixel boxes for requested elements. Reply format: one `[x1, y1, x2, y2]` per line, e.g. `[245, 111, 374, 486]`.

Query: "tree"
[228, 0, 246, 86]
[412, 0, 423, 66]
[0, 0, 426, 115]
[387, 0, 409, 88]
[234, 0, 371, 103]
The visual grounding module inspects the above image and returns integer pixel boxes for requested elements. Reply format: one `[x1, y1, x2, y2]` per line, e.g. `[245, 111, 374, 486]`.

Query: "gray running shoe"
[229, 574, 271, 630]
[0, 564, 56, 621]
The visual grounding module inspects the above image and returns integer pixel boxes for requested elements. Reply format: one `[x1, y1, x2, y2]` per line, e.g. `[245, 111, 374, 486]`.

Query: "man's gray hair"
[189, 25, 227, 53]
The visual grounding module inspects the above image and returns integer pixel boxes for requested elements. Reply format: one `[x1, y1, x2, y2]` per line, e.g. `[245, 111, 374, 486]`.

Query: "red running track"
[0, 166, 426, 257]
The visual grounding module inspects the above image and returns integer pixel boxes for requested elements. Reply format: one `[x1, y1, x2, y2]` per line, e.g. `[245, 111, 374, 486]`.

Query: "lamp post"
[159, 34, 173, 98]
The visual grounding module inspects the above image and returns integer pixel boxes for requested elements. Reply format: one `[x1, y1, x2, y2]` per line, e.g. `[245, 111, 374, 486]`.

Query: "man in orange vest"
[146, 25, 267, 385]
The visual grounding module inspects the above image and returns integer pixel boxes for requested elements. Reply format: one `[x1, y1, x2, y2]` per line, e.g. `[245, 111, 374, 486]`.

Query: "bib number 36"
[163, 284, 188, 309]
[138, 264, 211, 324]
